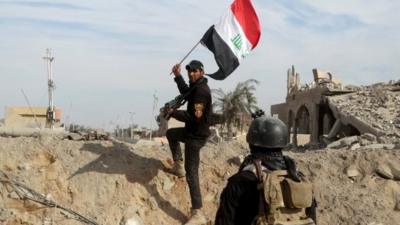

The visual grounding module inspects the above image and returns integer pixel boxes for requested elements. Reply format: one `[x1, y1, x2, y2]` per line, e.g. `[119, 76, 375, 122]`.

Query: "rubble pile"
[329, 81, 400, 143]
[0, 136, 399, 225]
[66, 129, 110, 141]
[326, 134, 398, 151]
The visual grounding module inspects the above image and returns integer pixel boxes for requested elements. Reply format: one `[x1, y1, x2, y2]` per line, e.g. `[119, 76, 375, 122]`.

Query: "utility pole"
[129, 112, 136, 139]
[149, 91, 158, 140]
[43, 48, 55, 129]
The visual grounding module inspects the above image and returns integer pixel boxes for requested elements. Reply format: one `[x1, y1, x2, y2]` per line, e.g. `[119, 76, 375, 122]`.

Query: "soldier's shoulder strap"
[283, 156, 301, 182]
[244, 160, 268, 220]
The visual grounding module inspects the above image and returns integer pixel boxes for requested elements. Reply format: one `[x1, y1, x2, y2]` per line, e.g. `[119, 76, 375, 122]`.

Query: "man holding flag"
[165, 0, 260, 224]
[167, 60, 212, 225]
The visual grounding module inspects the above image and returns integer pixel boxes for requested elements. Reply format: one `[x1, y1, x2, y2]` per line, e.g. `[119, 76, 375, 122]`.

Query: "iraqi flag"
[201, 0, 261, 80]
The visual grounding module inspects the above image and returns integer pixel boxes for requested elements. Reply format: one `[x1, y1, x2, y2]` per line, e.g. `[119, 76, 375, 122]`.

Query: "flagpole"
[170, 40, 201, 75]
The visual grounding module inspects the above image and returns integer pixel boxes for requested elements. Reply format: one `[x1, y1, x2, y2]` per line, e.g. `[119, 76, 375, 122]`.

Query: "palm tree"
[213, 79, 259, 137]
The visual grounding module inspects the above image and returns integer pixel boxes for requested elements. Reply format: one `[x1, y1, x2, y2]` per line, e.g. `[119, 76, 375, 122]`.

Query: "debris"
[364, 144, 395, 150]
[122, 216, 144, 225]
[273, 70, 399, 145]
[350, 143, 361, 150]
[341, 136, 359, 146]
[120, 207, 144, 225]
[346, 165, 360, 178]
[376, 163, 394, 180]
[327, 139, 342, 149]
[389, 163, 400, 180]
[361, 133, 377, 142]
[327, 136, 359, 149]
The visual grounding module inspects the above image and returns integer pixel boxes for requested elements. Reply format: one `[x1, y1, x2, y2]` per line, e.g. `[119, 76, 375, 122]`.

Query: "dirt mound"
[289, 149, 400, 225]
[1, 135, 399, 225]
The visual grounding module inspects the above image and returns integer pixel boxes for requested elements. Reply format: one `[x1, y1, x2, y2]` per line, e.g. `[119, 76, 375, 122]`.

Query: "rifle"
[160, 92, 191, 120]
[160, 80, 203, 120]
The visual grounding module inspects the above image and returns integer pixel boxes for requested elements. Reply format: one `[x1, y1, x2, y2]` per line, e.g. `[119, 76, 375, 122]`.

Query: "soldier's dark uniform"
[215, 152, 317, 225]
[214, 116, 317, 225]
[166, 64, 212, 210]
[215, 152, 286, 225]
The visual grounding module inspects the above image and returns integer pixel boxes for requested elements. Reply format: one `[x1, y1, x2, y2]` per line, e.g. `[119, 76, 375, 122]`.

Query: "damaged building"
[271, 66, 400, 147]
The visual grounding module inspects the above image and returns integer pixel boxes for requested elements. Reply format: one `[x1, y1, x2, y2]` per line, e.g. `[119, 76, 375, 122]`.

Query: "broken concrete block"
[368, 222, 384, 225]
[365, 144, 395, 150]
[376, 163, 394, 179]
[359, 138, 371, 146]
[120, 215, 144, 225]
[361, 133, 377, 142]
[328, 136, 359, 149]
[327, 120, 343, 139]
[377, 136, 390, 144]
[383, 144, 396, 150]
[346, 165, 360, 178]
[327, 140, 343, 149]
[350, 143, 361, 150]
[341, 136, 359, 146]
[389, 163, 400, 180]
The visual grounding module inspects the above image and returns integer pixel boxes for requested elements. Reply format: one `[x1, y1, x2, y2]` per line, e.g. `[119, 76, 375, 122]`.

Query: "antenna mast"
[150, 91, 158, 140]
[43, 48, 55, 129]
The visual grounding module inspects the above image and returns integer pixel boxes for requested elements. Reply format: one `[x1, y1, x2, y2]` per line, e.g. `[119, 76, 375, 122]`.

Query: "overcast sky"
[1, 0, 399, 130]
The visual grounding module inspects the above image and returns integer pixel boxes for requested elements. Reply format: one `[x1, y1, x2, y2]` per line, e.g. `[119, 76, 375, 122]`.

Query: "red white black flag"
[201, 0, 261, 80]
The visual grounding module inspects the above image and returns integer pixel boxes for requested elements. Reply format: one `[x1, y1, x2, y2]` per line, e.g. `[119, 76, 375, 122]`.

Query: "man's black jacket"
[171, 75, 212, 139]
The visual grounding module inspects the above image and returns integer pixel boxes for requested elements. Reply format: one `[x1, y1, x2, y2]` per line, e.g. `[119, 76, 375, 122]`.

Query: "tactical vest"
[243, 160, 315, 225]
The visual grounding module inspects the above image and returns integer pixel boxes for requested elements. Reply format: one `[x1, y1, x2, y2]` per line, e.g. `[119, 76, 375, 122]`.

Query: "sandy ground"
[0, 135, 399, 225]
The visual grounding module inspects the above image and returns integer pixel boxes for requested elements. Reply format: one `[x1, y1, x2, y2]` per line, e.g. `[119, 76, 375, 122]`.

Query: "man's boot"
[184, 209, 207, 225]
[171, 160, 185, 178]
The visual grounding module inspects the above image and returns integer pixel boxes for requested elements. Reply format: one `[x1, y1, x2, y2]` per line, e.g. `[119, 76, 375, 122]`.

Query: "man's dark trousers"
[166, 127, 206, 209]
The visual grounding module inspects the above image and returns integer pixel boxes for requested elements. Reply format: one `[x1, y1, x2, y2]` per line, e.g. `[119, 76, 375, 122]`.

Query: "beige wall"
[4, 106, 61, 128]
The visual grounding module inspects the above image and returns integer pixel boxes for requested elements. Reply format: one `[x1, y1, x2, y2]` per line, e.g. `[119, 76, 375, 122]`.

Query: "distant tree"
[213, 79, 259, 137]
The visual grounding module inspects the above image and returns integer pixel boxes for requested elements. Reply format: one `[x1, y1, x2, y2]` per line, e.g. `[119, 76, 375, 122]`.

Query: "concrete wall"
[271, 102, 288, 122]
[4, 106, 61, 128]
[271, 87, 330, 145]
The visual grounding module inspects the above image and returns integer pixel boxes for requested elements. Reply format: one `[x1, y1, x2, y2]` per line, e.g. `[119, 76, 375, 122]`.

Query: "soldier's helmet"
[246, 116, 289, 148]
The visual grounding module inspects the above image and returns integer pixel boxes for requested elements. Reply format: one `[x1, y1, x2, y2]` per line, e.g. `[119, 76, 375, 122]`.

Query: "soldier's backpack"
[243, 159, 316, 225]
